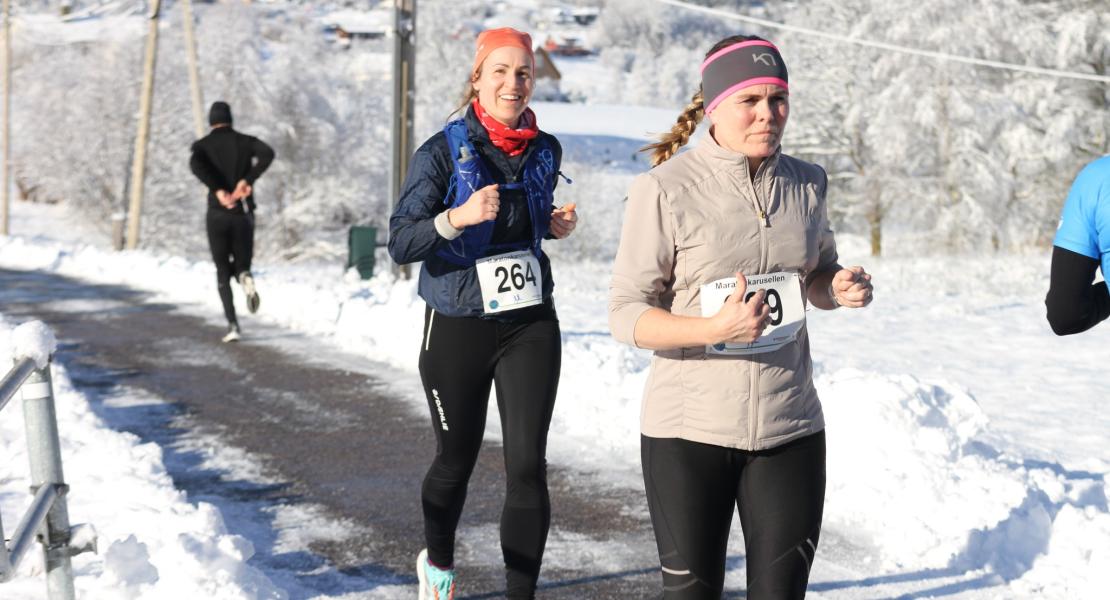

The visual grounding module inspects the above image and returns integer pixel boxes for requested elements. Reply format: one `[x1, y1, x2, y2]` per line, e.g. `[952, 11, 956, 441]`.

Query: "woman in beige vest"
[609, 35, 873, 599]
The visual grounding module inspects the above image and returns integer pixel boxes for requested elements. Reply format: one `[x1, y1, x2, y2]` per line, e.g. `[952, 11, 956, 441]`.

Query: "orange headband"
[472, 27, 533, 75]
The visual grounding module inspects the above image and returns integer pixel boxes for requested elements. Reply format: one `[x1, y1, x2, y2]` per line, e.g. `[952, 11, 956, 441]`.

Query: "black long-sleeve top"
[1045, 246, 1110, 335]
[189, 127, 275, 214]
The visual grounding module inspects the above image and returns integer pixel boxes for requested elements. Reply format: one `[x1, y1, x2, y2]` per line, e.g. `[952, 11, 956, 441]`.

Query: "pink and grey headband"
[700, 40, 789, 115]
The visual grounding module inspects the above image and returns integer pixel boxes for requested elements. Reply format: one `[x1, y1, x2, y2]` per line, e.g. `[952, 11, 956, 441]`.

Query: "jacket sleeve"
[245, 136, 275, 184]
[608, 172, 675, 347]
[189, 141, 226, 192]
[813, 166, 840, 275]
[388, 136, 455, 265]
[1045, 245, 1110, 335]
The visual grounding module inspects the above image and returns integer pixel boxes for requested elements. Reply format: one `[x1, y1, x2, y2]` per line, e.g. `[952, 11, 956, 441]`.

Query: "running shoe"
[416, 548, 456, 600]
[221, 323, 241, 343]
[238, 271, 261, 314]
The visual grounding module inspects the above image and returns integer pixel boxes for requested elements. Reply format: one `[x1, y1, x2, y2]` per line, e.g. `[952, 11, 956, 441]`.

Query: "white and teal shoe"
[416, 548, 456, 600]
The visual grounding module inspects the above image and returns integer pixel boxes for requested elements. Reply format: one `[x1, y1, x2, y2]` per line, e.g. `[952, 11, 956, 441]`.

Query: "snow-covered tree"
[414, 0, 489, 141]
[783, 0, 1108, 255]
[11, 3, 393, 260]
[11, 18, 143, 242]
[7, 0, 1107, 262]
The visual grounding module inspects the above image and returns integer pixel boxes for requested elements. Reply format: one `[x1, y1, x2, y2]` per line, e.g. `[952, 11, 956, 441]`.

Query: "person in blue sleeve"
[1046, 155, 1110, 335]
[387, 27, 578, 600]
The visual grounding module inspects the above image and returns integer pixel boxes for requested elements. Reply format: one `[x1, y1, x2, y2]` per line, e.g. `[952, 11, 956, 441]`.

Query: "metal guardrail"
[0, 355, 97, 599]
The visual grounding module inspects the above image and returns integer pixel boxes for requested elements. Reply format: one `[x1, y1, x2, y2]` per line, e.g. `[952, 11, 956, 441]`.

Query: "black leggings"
[418, 305, 561, 599]
[642, 432, 826, 600]
[206, 210, 254, 325]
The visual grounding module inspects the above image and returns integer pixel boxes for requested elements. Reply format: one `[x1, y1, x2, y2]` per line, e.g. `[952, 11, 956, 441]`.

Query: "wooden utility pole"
[181, 0, 205, 138]
[390, 0, 415, 278]
[1, 0, 10, 236]
[125, 0, 163, 250]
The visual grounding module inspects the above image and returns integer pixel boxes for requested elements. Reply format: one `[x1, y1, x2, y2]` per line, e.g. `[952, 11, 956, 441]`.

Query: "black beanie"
[209, 101, 232, 126]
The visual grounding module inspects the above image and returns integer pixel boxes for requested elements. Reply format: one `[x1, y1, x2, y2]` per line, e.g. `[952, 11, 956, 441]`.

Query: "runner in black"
[189, 101, 274, 342]
[389, 28, 577, 600]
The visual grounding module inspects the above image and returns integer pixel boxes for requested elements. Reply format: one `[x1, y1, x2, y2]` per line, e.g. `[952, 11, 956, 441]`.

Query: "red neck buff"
[472, 99, 538, 157]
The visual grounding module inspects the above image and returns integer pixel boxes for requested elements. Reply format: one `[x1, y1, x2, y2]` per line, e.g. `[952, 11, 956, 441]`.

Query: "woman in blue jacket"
[388, 27, 577, 600]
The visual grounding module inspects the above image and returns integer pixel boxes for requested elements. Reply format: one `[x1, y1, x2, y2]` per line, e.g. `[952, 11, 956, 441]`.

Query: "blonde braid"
[641, 89, 705, 167]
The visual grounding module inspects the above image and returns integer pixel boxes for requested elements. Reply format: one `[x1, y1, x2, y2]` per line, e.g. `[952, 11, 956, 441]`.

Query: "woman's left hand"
[549, 203, 578, 239]
[830, 266, 874, 308]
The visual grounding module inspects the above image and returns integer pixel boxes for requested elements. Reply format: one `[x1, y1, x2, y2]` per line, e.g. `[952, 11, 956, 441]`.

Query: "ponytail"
[640, 89, 705, 167]
[447, 81, 479, 122]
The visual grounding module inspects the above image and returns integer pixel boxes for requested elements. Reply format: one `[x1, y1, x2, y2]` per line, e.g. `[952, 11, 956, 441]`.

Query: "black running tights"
[418, 305, 561, 599]
[206, 210, 253, 325]
[642, 432, 826, 599]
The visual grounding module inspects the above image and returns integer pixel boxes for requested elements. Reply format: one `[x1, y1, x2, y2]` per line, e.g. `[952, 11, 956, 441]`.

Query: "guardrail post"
[20, 361, 76, 600]
[0, 502, 8, 579]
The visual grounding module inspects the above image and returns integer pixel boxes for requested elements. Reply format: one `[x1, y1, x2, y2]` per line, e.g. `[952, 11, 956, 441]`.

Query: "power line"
[652, 0, 1110, 84]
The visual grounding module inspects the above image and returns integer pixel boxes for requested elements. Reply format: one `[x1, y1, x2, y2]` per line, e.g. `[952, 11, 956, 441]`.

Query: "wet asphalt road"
[0, 267, 667, 599]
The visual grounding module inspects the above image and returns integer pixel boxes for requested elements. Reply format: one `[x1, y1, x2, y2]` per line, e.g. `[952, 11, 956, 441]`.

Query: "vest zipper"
[746, 162, 771, 447]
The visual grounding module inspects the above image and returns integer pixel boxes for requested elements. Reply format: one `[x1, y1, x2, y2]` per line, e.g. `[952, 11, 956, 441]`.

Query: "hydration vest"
[435, 118, 558, 266]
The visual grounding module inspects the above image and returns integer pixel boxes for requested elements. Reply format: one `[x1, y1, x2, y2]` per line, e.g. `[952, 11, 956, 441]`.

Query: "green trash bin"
[348, 225, 377, 280]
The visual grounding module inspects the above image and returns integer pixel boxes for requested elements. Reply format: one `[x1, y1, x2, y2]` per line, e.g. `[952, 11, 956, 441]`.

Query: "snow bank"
[822, 369, 1011, 569]
[0, 315, 285, 600]
[820, 369, 1110, 590]
[1012, 503, 1110, 597]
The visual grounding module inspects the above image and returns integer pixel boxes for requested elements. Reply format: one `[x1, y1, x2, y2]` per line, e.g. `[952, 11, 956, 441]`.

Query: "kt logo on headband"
[752, 53, 778, 66]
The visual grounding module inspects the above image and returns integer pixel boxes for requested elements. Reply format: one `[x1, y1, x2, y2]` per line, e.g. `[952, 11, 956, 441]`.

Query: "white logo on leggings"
[432, 388, 449, 431]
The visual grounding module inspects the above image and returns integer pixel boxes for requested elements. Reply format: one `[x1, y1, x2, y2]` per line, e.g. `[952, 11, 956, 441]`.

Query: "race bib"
[475, 250, 543, 314]
[699, 272, 805, 355]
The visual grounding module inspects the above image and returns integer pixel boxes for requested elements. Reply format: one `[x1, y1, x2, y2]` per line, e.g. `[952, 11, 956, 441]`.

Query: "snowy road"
[0, 267, 662, 598]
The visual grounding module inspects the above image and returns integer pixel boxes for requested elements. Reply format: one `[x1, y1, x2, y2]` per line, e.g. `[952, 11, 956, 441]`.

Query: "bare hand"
[549, 202, 577, 239]
[710, 272, 772, 344]
[232, 179, 252, 201]
[215, 189, 237, 209]
[830, 266, 874, 308]
[449, 183, 500, 229]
